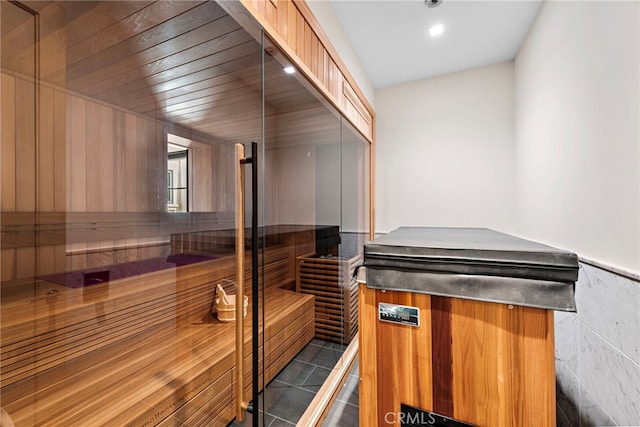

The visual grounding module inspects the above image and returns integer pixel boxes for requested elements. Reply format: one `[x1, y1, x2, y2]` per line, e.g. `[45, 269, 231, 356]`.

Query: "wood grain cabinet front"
[359, 284, 557, 427]
[237, 0, 375, 142]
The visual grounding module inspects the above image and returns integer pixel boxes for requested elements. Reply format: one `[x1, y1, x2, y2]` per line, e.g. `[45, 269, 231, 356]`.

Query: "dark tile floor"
[321, 359, 359, 426]
[229, 339, 359, 427]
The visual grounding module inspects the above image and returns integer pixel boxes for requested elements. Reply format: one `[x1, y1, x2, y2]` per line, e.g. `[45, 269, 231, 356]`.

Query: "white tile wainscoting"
[556, 261, 640, 426]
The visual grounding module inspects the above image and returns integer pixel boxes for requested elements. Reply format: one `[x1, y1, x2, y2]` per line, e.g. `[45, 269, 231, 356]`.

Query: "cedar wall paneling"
[270, 144, 317, 226]
[1, 74, 17, 213]
[14, 77, 37, 213]
[2, 0, 363, 280]
[0, 71, 234, 281]
[66, 84, 167, 273]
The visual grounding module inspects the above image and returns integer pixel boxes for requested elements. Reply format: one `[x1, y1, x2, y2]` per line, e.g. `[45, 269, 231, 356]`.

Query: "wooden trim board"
[297, 332, 359, 427]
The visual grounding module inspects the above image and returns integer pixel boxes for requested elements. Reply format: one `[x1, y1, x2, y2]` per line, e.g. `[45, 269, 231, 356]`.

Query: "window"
[167, 141, 189, 212]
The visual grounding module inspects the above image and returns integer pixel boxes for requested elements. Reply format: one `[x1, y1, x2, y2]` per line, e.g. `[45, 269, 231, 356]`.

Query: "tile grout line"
[268, 414, 296, 426]
[299, 365, 316, 386]
[575, 267, 640, 367]
[578, 382, 620, 426]
[268, 341, 350, 425]
[335, 397, 359, 409]
[577, 317, 640, 368]
[231, 341, 351, 427]
[556, 403, 572, 427]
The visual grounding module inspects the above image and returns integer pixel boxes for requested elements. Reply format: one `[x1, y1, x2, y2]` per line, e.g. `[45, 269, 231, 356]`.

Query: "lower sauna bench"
[0, 255, 315, 426]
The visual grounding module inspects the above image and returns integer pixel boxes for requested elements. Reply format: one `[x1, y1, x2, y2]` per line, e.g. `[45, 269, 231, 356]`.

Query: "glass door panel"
[1, 1, 371, 425]
[257, 36, 365, 426]
[339, 118, 371, 345]
[341, 118, 371, 251]
[1, 2, 263, 425]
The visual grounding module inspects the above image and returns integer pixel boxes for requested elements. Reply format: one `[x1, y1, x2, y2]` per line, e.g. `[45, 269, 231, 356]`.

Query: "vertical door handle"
[235, 143, 248, 420]
[234, 142, 259, 426]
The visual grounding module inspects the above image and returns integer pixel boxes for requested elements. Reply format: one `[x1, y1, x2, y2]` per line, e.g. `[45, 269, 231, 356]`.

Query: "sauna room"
[4, 0, 638, 426]
[0, 1, 370, 426]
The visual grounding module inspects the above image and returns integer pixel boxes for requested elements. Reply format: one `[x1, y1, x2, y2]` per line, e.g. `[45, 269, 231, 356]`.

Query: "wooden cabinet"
[341, 79, 373, 140]
[359, 284, 557, 427]
[236, 0, 374, 142]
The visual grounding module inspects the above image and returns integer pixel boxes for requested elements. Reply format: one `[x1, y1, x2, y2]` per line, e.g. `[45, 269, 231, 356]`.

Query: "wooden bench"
[296, 253, 361, 344]
[0, 246, 314, 426]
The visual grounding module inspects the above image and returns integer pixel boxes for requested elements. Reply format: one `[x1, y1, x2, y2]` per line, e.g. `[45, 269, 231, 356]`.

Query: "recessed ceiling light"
[425, 0, 443, 7]
[284, 66, 296, 74]
[428, 23, 444, 37]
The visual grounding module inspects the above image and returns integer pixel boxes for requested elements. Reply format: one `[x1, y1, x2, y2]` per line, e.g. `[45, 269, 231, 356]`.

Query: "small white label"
[378, 302, 420, 327]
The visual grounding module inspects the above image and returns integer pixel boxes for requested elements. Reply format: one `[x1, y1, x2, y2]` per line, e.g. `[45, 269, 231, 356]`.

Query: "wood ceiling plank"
[170, 99, 262, 124]
[137, 77, 262, 115]
[135, 82, 260, 117]
[1, 1, 32, 37]
[38, 1, 102, 39]
[2, 1, 98, 51]
[154, 91, 262, 121]
[4, 1, 334, 142]
[43, 1, 205, 82]
[194, 118, 262, 142]
[133, 61, 300, 120]
[63, 2, 225, 84]
[38, 2, 154, 79]
[165, 92, 262, 118]
[135, 78, 262, 117]
[156, 91, 261, 118]
[119, 60, 263, 112]
[95, 42, 260, 104]
[67, 20, 249, 94]
[48, 2, 152, 48]
[16, 1, 53, 13]
[135, 46, 259, 94]
[1, 3, 36, 76]
[265, 89, 316, 110]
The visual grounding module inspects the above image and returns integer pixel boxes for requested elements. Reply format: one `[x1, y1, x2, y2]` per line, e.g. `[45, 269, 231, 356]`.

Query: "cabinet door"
[241, 0, 374, 142]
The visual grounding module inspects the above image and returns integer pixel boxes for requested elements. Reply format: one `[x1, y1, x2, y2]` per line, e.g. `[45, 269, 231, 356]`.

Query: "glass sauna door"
[0, 1, 370, 426]
[0, 1, 264, 425]
[254, 38, 371, 426]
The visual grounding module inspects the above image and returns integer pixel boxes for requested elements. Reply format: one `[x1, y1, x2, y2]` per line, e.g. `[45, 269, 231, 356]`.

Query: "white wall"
[515, 0, 640, 274]
[519, 7, 640, 424]
[306, 0, 375, 108]
[375, 61, 516, 234]
[312, 0, 639, 275]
